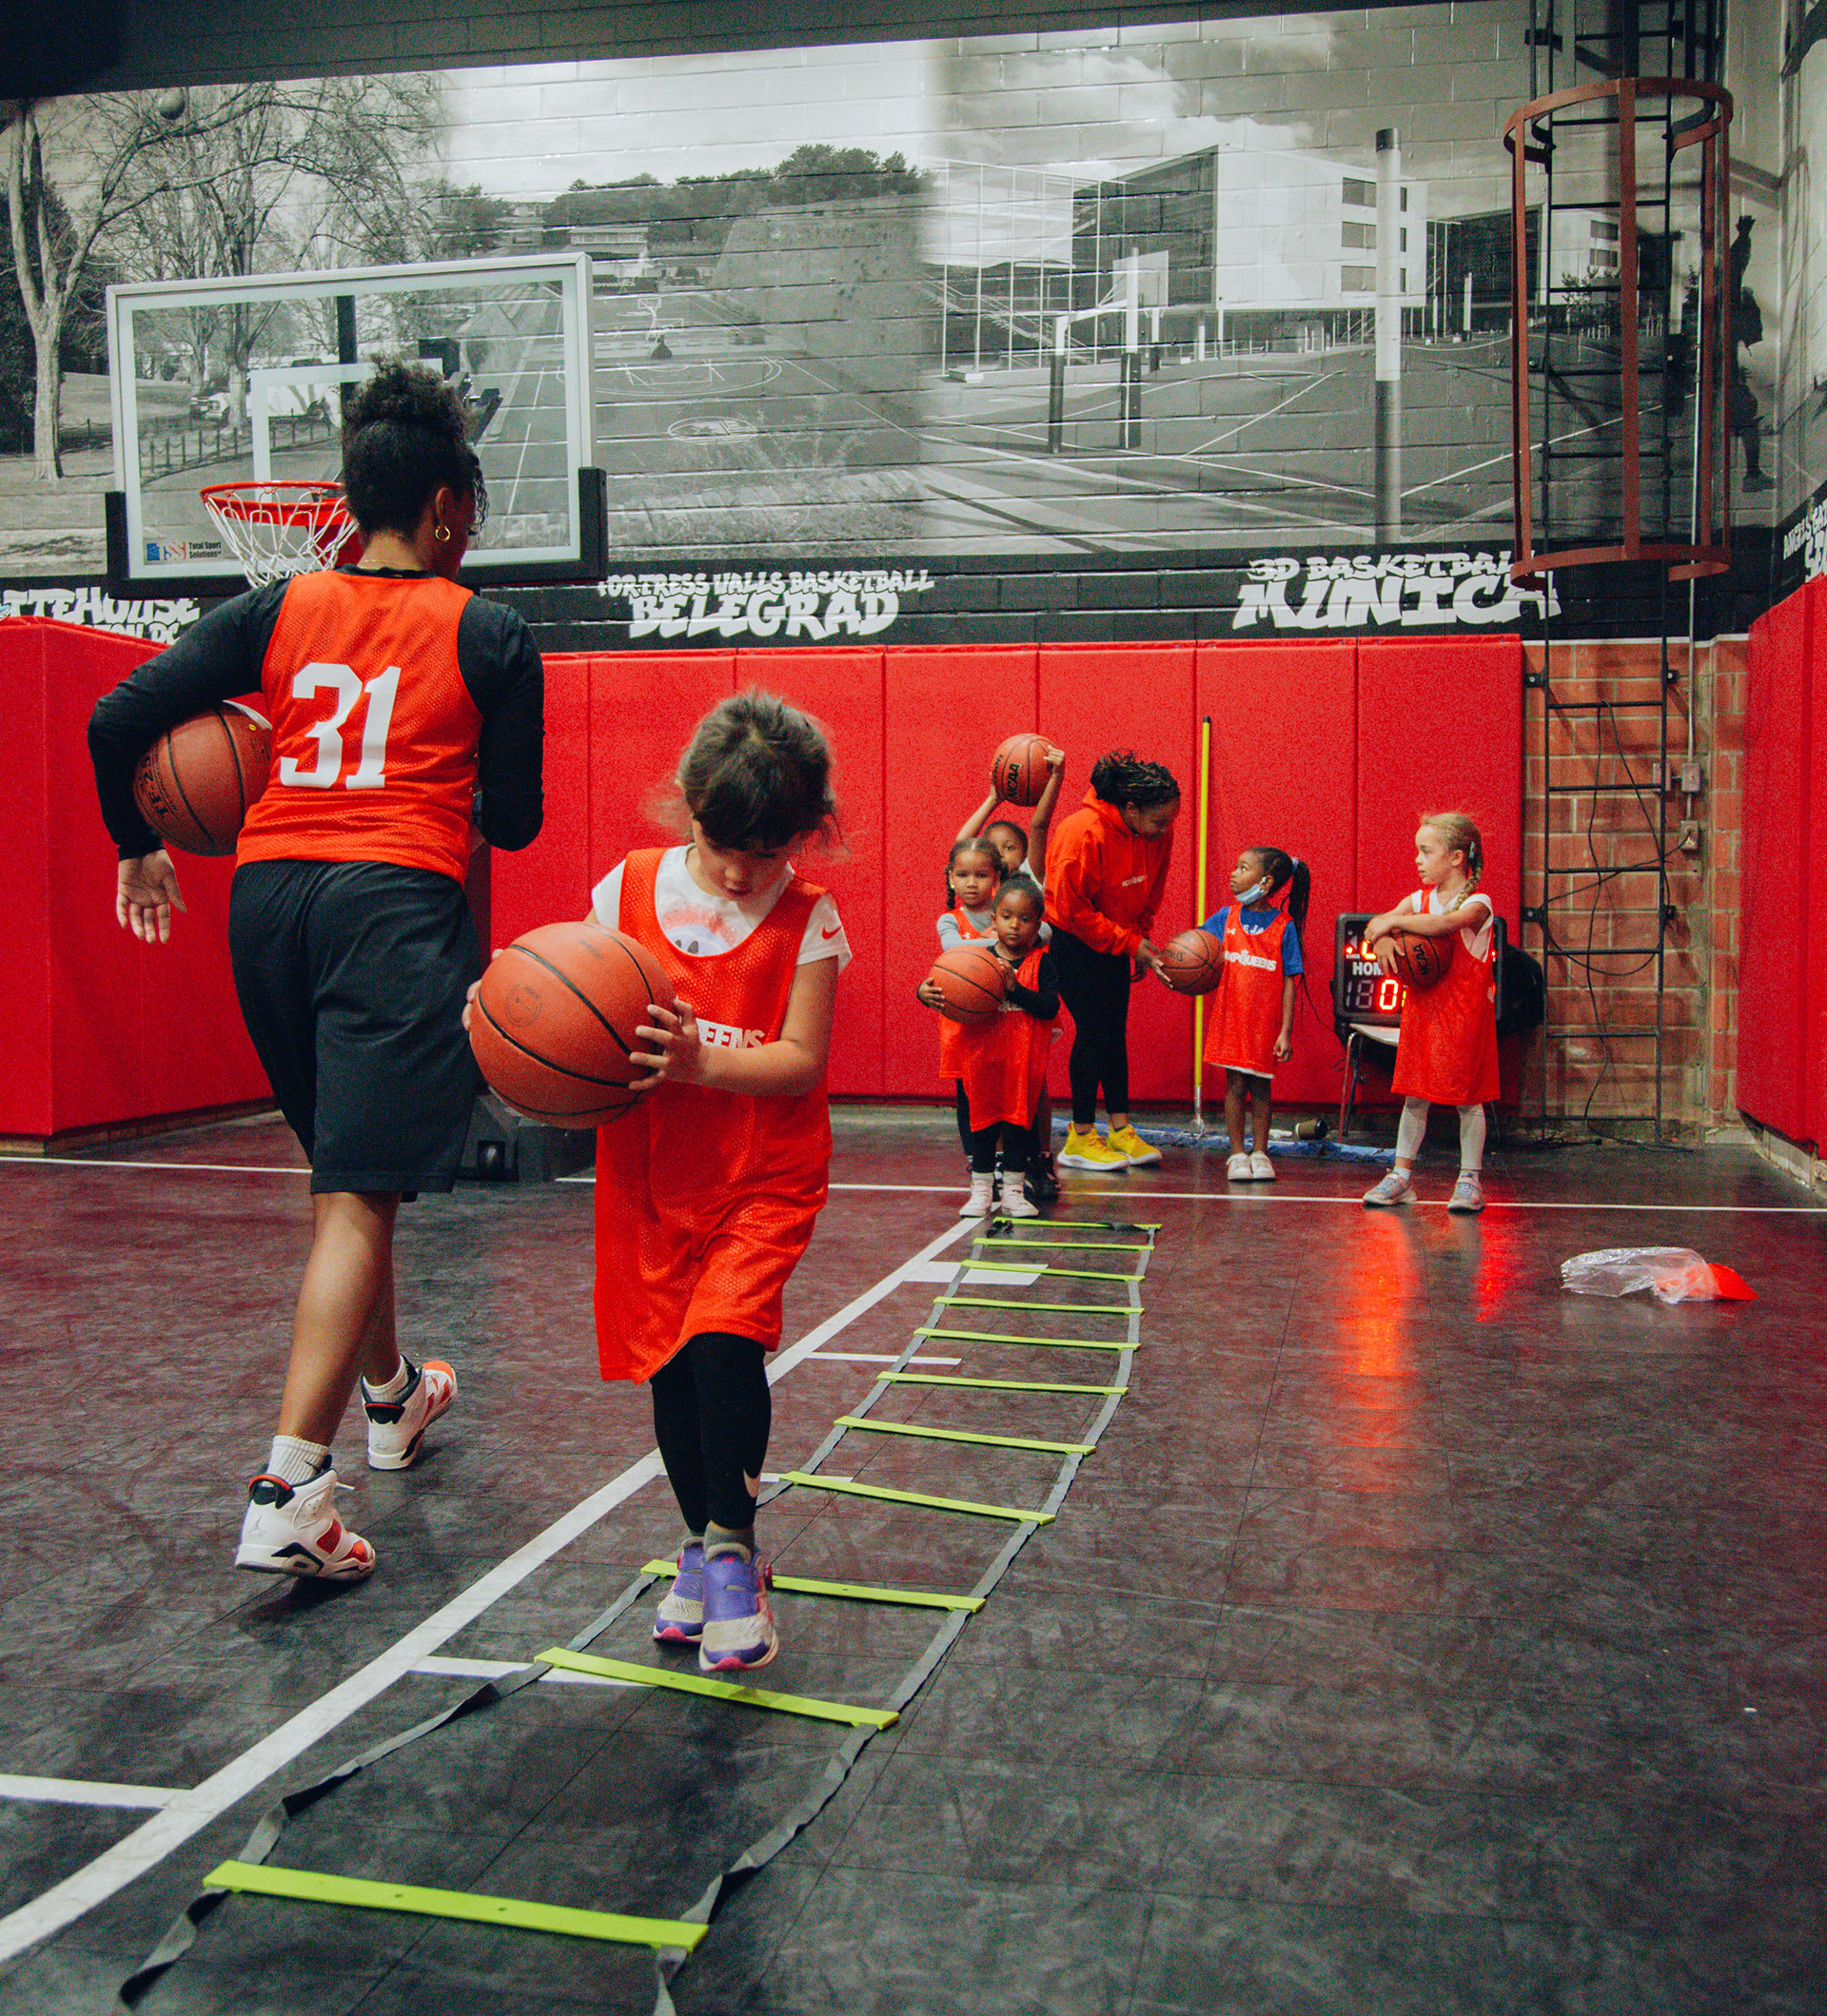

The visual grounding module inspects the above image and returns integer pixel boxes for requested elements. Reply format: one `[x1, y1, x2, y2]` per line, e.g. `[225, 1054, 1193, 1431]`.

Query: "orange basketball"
[132, 703, 272, 856]
[928, 942, 1007, 1024]
[1157, 928, 1225, 994]
[470, 922, 677, 1127]
[990, 733, 1051, 808]
[1387, 927, 1454, 992]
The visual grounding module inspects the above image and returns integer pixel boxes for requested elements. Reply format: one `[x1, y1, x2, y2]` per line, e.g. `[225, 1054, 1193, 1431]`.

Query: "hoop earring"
[434, 523, 451, 543]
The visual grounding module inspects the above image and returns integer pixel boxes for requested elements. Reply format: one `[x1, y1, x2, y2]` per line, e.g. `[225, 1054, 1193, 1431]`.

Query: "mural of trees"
[2, 78, 443, 481]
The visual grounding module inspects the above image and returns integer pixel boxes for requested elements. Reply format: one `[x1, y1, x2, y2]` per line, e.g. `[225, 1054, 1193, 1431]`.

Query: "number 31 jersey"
[238, 570, 482, 884]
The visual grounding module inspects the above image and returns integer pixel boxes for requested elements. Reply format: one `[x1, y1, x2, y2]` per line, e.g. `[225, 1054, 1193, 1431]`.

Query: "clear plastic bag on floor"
[1561, 1247, 1756, 1303]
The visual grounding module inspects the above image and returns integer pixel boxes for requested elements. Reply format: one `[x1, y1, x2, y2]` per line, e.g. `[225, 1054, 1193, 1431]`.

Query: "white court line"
[0, 1214, 974, 1965]
[0, 1157, 306, 1176]
[10, 1161, 1817, 1216]
[0, 1775, 179, 1811]
[816, 1180, 1827, 1217]
[408, 1655, 631, 1689]
[1107, 1190, 1827, 1214]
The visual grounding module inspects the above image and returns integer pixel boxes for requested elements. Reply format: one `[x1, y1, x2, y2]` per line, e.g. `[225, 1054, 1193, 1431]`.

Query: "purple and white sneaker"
[653, 1540, 705, 1645]
[697, 1551, 777, 1674]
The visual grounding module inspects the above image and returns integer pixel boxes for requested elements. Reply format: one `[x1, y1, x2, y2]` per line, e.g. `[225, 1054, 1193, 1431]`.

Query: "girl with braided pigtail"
[1360, 812, 1499, 1214]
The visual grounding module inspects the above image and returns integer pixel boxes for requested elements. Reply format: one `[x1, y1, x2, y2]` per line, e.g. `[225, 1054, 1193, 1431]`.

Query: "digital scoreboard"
[1333, 913, 1406, 1028]
[1331, 910, 1507, 1029]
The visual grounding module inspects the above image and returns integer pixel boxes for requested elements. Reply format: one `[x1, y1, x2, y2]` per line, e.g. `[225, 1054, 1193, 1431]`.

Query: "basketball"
[928, 942, 1007, 1023]
[470, 922, 678, 1127]
[1387, 927, 1455, 992]
[1157, 928, 1226, 994]
[132, 703, 272, 856]
[990, 733, 1051, 807]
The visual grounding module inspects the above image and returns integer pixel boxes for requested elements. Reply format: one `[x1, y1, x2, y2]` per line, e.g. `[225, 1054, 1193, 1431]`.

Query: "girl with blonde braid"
[1359, 812, 1499, 1213]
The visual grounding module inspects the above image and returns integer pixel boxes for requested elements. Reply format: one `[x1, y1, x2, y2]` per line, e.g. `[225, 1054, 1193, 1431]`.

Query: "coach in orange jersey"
[1044, 750, 1180, 1174]
[88, 362, 543, 1584]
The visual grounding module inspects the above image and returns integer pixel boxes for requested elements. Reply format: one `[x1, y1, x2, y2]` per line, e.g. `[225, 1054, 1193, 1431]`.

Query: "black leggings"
[649, 1332, 772, 1536]
[1051, 930, 1132, 1126]
[954, 1084, 1035, 1175]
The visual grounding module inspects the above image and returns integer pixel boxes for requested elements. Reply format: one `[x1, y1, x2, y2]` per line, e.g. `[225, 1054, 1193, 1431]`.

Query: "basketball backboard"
[105, 254, 603, 589]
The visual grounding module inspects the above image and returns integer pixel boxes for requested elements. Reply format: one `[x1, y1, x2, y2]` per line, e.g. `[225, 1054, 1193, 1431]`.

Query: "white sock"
[363, 1355, 413, 1401]
[1395, 1097, 1428, 1167]
[265, 1435, 330, 1486]
[1458, 1104, 1487, 1174]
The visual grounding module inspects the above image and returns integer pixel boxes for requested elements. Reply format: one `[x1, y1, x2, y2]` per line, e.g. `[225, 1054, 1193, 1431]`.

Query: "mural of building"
[1071, 145, 1428, 343]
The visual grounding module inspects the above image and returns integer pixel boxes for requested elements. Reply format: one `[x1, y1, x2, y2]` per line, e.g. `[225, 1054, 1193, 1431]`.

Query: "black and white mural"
[0, 3, 1809, 633]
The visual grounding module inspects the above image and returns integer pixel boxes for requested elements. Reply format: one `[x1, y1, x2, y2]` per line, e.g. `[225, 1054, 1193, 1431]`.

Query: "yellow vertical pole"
[1192, 714, 1212, 1133]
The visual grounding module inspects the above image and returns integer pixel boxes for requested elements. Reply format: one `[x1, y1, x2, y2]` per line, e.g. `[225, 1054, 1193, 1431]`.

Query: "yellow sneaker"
[1108, 1125, 1163, 1167]
[1057, 1125, 1129, 1171]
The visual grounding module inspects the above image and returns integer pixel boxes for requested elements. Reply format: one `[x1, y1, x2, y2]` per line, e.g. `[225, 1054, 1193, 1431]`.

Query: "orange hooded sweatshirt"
[1044, 787, 1173, 957]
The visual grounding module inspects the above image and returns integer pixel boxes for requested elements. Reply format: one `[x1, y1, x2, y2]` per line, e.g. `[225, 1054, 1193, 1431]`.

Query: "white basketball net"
[202, 481, 355, 583]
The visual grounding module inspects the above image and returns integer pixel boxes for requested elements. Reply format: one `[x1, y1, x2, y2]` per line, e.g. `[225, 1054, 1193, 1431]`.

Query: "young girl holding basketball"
[1197, 846, 1310, 1184]
[924, 839, 1059, 1201]
[1360, 812, 1497, 1214]
[954, 742, 1067, 883]
[921, 877, 1059, 1218]
[936, 834, 1004, 950]
[928, 835, 1003, 1165]
[589, 691, 848, 1673]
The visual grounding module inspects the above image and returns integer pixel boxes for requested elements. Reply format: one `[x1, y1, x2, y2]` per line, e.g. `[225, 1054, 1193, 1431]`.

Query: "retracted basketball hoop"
[201, 480, 360, 584]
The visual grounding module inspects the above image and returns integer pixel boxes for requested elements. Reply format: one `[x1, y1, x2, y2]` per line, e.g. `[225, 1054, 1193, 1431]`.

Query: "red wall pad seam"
[1195, 641, 1357, 1109]
[1741, 584, 1817, 1143]
[1353, 636, 1523, 946]
[883, 646, 1039, 1098]
[1805, 581, 1827, 1148]
[735, 648, 888, 1096]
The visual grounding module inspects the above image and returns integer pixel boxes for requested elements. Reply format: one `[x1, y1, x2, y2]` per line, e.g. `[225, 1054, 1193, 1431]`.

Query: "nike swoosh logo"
[821, 925, 841, 940]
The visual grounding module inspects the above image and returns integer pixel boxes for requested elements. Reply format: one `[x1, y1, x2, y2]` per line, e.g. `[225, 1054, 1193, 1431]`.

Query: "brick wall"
[1521, 634, 1745, 1132]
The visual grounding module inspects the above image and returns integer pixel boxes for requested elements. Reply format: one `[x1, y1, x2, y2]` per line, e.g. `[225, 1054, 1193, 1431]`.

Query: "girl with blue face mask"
[1196, 846, 1311, 1182]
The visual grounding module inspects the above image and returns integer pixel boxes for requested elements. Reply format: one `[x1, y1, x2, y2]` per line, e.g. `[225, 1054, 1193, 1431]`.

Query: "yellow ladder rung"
[835, 1414, 1093, 1456]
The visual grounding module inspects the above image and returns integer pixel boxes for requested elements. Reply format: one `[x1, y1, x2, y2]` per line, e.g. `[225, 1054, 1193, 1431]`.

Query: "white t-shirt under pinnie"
[591, 845, 852, 968]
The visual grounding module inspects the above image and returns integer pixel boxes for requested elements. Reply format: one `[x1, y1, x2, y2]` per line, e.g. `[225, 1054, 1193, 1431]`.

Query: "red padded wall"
[1038, 643, 1198, 1101]
[42, 624, 144, 1129]
[487, 650, 595, 951]
[3, 621, 56, 1132]
[882, 646, 1039, 1095]
[1742, 585, 1815, 1142]
[1354, 636, 1523, 933]
[737, 648, 886, 1096]
[585, 653, 737, 891]
[1806, 582, 1827, 1147]
[1195, 641, 1357, 1107]
[2, 617, 266, 1138]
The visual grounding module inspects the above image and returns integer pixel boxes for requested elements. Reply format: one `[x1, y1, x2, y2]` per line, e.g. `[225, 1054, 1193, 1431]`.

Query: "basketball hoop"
[201, 480, 358, 584]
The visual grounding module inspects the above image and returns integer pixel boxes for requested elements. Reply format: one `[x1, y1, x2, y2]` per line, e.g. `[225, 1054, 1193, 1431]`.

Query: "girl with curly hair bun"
[88, 357, 543, 1584]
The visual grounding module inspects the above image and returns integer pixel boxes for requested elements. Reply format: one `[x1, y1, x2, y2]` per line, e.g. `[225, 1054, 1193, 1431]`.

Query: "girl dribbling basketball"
[590, 691, 848, 1673]
[1360, 812, 1499, 1213]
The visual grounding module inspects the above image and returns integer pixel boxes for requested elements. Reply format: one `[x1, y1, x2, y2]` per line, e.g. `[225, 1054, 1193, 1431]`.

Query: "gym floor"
[2, 1109, 1824, 2014]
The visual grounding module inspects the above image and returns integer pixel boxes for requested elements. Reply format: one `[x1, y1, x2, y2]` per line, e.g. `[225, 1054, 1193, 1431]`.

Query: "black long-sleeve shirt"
[1002, 948, 1060, 1021]
[88, 570, 544, 860]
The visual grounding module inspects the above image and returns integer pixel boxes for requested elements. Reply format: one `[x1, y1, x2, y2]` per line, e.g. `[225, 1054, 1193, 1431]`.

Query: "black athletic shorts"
[228, 859, 482, 1196]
